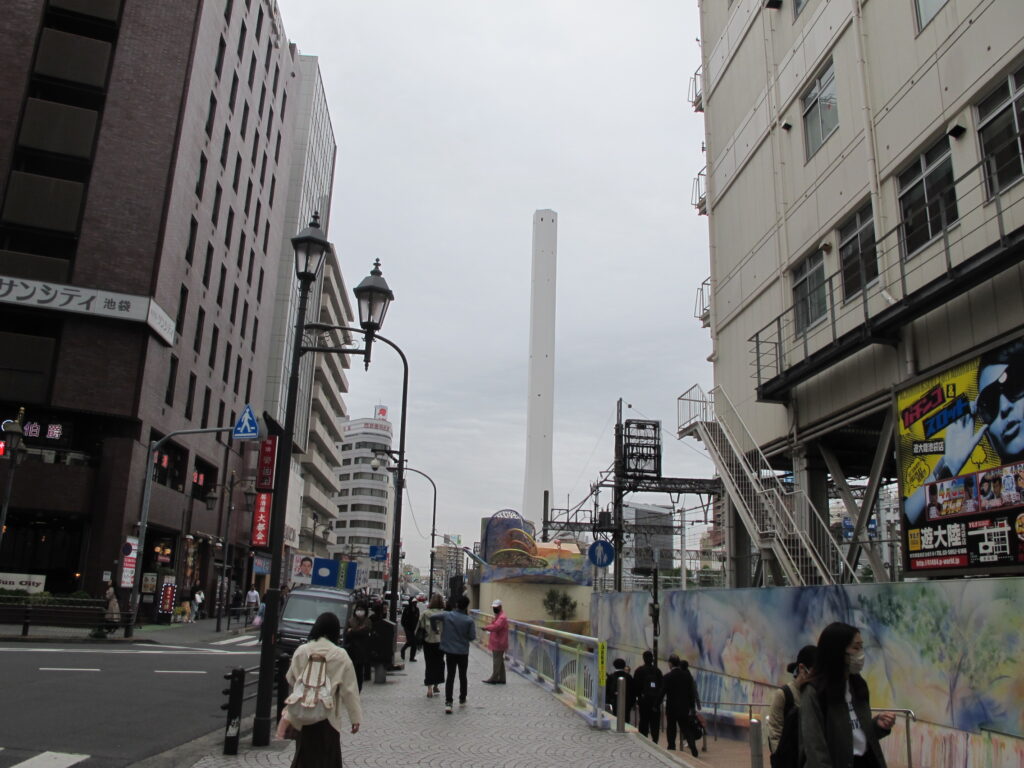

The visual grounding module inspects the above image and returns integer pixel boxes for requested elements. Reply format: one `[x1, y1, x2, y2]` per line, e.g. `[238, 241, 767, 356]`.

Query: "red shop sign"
[251, 492, 272, 547]
[158, 583, 177, 614]
[255, 436, 277, 492]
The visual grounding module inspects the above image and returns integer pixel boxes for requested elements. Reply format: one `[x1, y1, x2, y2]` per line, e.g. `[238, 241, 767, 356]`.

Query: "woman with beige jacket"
[284, 612, 362, 767]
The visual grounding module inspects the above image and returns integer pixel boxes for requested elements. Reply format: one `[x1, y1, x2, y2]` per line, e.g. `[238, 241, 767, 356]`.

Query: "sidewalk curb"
[123, 715, 291, 768]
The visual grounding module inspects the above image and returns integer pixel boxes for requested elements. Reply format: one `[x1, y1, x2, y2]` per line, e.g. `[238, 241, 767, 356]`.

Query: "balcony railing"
[688, 65, 704, 112]
[750, 137, 1024, 402]
[695, 276, 711, 327]
[692, 166, 707, 214]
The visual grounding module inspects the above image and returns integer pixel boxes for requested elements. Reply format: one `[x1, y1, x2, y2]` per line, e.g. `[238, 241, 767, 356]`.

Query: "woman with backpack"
[281, 611, 362, 767]
[767, 644, 817, 766]
[800, 623, 895, 768]
[417, 593, 445, 698]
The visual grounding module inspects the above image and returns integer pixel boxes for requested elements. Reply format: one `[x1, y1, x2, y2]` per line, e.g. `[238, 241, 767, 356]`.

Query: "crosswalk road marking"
[211, 635, 257, 645]
[2, 750, 91, 767]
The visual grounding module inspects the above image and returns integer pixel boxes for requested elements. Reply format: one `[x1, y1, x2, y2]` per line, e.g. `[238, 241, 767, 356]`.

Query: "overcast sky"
[276, 1, 714, 570]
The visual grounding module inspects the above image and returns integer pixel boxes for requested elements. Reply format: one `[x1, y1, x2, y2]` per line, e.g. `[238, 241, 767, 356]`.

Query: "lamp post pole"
[403, 467, 437, 598]
[210, 473, 256, 633]
[0, 408, 25, 554]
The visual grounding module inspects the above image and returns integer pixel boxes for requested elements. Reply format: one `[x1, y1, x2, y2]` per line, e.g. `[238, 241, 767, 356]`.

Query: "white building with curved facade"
[331, 409, 394, 592]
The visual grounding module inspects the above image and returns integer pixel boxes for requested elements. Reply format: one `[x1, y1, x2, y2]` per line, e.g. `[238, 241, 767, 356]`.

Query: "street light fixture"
[253, 215, 407, 746]
[372, 458, 438, 598]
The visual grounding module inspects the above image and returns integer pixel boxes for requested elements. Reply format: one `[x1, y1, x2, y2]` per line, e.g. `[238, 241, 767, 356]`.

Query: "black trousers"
[444, 652, 469, 704]
[638, 704, 661, 742]
[422, 642, 445, 686]
[401, 634, 417, 660]
[665, 706, 698, 753]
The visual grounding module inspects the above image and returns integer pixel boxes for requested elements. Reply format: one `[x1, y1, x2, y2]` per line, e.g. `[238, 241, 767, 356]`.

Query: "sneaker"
[691, 746, 699, 757]
[459, 699, 466, 706]
[445, 703, 453, 714]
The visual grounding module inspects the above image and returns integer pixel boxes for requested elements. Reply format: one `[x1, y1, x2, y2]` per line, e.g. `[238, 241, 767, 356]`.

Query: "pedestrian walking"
[280, 611, 362, 767]
[245, 584, 260, 620]
[400, 596, 420, 662]
[103, 580, 120, 634]
[605, 657, 635, 724]
[632, 650, 664, 742]
[417, 593, 445, 698]
[481, 599, 508, 684]
[430, 594, 476, 714]
[663, 654, 701, 757]
[800, 622, 895, 768]
[344, 601, 372, 691]
[768, 644, 817, 766]
[192, 588, 205, 620]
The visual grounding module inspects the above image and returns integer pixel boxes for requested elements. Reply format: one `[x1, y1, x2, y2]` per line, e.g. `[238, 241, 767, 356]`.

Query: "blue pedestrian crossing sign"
[232, 404, 260, 440]
[588, 540, 615, 568]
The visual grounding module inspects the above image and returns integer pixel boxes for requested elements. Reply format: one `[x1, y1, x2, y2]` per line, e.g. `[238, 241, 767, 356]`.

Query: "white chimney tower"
[522, 210, 557, 520]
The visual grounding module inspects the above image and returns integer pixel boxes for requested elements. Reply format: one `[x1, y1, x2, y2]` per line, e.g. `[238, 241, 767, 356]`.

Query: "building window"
[238, 22, 246, 58]
[802, 59, 838, 159]
[978, 65, 1024, 194]
[916, 0, 948, 29]
[209, 326, 219, 369]
[176, 285, 189, 334]
[241, 103, 249, 138]
[193, 308, 205, 353]
[220, 126, 230, 167]
[224, 0, 233, 22]
[233, 153, 242, 191]
[217, 265, 227, 306]
[255, 7, 264, 39]
[205, 94, 217, 137]
[165, 355, 179, 406]
[240, 301, 249, 337]
[196, 154, 207, 200]
[250, 317, 258, 352]
[237, 233, 246, 269]
[248, 53, 257, 87]
[186, 216, 198, 264]
[229, 73, 239, 111]
[257, 268, 264, 300]
[202, 244, 214, 287]
[247, 251, 255, 284]
[245, 369, 253, 402]
[793, 250, 826, 334]
[215, 36, 226, 78]
[898, 135, 958, 256]
[230, 285, 239, 323]
[794, 0, 808, 16]
[212, 184, 222, 225]
[224, 209, 234, 247]
[245, 179, 253, 215]
[201, 387, 211, 428]
[838, 202, 877, 299]
[185, 373, 197, 420]
[223, 343, 232, 384]
[234, 355, 242, 394]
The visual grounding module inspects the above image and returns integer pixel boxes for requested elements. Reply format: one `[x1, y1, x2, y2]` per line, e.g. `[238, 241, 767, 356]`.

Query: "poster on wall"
[897, 335, 1024, 575]
[291, 554, 313, 585]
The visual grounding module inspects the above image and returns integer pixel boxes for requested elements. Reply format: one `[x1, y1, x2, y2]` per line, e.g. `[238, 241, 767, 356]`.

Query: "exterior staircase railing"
[677, 385, 858, 586]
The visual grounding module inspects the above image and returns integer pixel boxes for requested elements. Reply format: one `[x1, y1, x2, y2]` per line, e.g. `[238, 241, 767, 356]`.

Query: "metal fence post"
[276, 653, 289, 722]
[749, 717, 764, 768]
[222, 666, 245, 755]
[21, 604, 30, 636]
[616, 676, 627, 733]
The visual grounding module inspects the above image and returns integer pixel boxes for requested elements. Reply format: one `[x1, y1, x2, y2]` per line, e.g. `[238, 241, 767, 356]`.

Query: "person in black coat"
[663, 654, 701, 756]
[400, 597, 420, 662]
[605, 657, 636, 724]
[632, 650, 664, 742]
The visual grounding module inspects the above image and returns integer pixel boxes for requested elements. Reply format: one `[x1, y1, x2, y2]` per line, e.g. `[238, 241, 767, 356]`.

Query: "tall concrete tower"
[522, 210, 558, 520]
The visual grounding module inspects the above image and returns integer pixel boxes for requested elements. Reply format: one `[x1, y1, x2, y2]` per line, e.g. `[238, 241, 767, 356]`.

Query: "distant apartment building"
[683, 0, 1024, 585]
[0, 0, 327, 604]
[332, 410, 393, 593]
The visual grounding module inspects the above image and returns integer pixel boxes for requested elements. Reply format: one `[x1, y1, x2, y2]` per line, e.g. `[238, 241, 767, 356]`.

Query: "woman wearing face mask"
[344, 602, 372, 691]
[767, 644, 816, 755]
[800, 623, 895, 767]
[417, 593, 446, 698]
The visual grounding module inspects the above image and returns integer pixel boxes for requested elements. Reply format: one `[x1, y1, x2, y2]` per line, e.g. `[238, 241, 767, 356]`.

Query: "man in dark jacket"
[632, 650, 664, 742]
[400, 596, 420, 661]
[663, 654, 701, 756]
[605, 657, 635, 724]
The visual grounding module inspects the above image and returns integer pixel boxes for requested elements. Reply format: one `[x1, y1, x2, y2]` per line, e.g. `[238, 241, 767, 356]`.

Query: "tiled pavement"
[184, 644, 726, 768]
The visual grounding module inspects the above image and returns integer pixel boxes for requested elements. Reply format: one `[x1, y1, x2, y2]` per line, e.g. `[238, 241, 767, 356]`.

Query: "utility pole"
[613, 398, 625, 591]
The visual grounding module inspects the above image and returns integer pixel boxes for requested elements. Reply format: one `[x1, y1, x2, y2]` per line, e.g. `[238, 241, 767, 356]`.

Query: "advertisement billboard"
[897, 335, 1024, 575]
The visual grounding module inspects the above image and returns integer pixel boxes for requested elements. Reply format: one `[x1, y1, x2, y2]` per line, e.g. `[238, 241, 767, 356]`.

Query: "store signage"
[250, 492, 271, 547]
[158, 583, 176, 614]
[255, 437, 277, 491]
[0, 572, 46, 593]
[0, 274, 175, 345]
[120, 536, 139, 589]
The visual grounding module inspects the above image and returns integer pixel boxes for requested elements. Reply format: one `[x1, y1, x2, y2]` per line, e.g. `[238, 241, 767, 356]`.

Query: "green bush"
[542, 588, 577, 620]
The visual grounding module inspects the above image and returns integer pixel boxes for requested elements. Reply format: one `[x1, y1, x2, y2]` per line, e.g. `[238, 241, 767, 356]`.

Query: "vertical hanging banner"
[120, 536, 139, 589]
[251, 492, 272, 547]
[255, 436, 277, 492]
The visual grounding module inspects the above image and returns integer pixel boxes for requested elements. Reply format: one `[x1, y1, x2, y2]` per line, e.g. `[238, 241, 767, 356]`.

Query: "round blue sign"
[588, 540, 615, 568]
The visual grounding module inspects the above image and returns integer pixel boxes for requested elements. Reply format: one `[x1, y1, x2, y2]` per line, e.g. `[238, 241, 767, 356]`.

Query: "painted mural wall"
[592, 578, 1023, 759]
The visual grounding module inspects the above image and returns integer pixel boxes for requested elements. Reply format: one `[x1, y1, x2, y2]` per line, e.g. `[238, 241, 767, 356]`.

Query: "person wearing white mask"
[800, 622, 896, 768]
[343, 602, 372, 691]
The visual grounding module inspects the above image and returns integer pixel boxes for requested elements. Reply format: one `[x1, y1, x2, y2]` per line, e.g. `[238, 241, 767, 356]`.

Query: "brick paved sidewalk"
[188, 644, 703, 768]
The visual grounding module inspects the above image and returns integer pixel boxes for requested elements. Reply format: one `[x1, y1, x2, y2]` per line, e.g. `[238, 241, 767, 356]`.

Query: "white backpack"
[284, 653, 335, 725]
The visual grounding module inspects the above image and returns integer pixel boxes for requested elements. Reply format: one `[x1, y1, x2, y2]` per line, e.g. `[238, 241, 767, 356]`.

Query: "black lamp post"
[253, 217, 400, 746]
[0, 408, 26, 554]
[373, 459, 437, 598]
[207, 473, 256, 633]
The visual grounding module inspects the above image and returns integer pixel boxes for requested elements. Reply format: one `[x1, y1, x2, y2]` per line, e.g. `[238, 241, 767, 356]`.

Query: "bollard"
[221, 667, 246, 755]
[616, 676, 627, 733]
[749, 717, 764, 768]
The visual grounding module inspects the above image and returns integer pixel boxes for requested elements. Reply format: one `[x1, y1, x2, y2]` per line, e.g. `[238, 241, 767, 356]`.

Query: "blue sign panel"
[368, 545, 388, 561]
[342, 561, 358, 589]
[232, 404, 260, 440]
[588, 540, 616, 568]
[310, 557, 340, 587]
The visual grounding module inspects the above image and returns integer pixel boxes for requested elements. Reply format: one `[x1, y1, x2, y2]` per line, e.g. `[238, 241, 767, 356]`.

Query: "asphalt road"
[0, 637, 261, 767]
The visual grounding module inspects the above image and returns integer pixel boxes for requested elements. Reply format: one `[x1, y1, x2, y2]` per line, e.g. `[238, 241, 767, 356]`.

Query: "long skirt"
[291, 719, 342, 768]
[422, 641, 445, 686]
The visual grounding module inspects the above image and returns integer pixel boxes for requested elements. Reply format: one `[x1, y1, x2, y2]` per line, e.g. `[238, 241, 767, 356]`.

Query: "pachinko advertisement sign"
[897, 335, 1024, 575]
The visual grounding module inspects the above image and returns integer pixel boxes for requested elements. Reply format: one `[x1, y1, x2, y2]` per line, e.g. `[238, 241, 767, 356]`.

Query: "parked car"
[275, 585, 355, 657]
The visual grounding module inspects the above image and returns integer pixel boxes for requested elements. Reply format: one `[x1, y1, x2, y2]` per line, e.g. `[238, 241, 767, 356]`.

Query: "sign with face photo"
[896, 335, 1024, 575]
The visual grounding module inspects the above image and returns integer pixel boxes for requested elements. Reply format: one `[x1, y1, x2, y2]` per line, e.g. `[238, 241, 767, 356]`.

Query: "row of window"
[758, 0, 948, 33]
[792, 63, 1024, 332]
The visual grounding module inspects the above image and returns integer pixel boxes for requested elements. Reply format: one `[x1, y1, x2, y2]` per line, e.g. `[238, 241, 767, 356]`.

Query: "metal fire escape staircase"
[678, 385, 858, 586]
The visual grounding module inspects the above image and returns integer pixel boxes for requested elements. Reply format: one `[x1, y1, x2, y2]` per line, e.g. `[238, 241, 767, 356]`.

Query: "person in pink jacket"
[482, 599, 509, 684]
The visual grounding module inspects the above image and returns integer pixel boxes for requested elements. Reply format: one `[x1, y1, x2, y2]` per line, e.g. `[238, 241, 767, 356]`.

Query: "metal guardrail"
[471, 611, 608, 729]
[221, 654, 289, 754]
[0, 597, 131, 638]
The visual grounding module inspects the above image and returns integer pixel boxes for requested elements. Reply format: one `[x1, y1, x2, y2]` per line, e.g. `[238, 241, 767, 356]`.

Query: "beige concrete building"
[681, 0, 1024, 585]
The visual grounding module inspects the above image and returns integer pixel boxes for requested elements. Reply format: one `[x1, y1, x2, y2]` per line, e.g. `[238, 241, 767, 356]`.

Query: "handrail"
[749, 128, 1024, 394]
